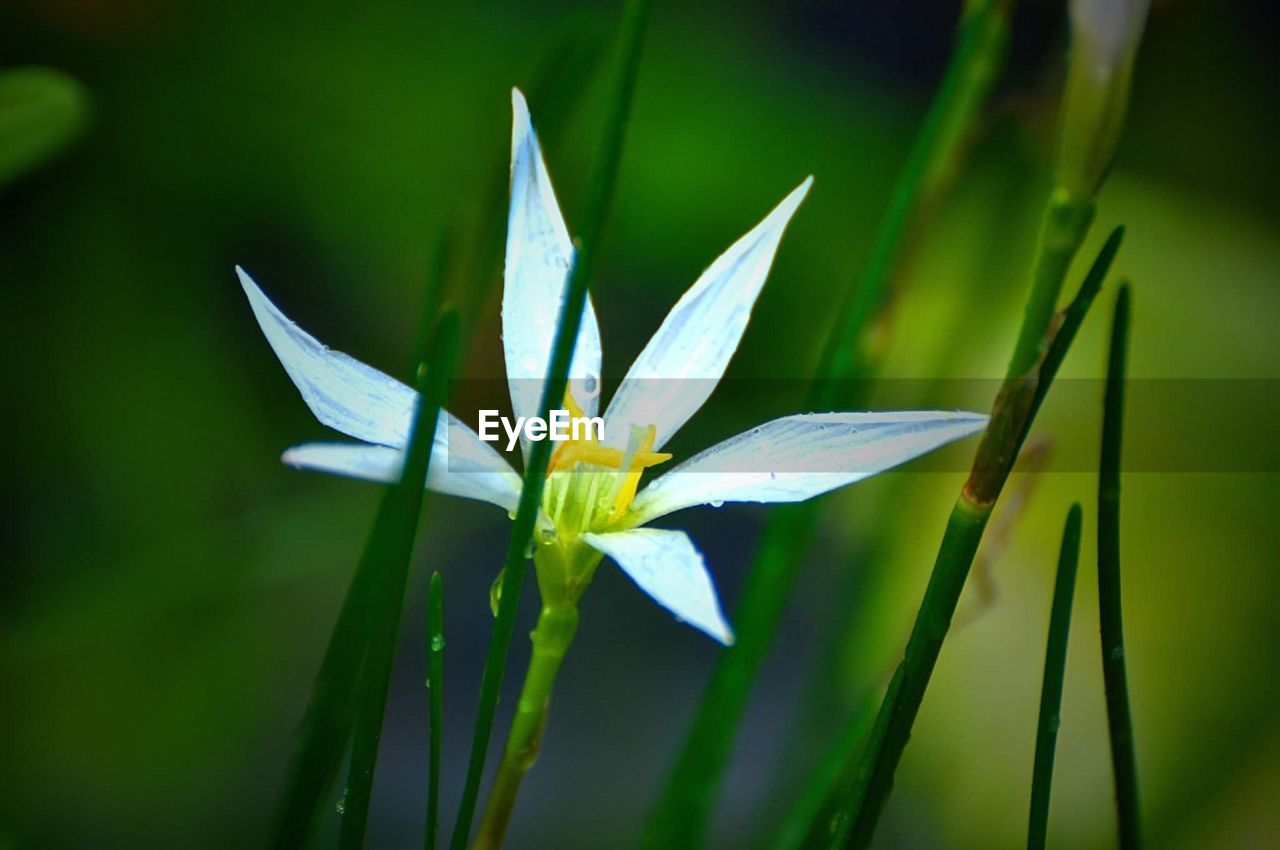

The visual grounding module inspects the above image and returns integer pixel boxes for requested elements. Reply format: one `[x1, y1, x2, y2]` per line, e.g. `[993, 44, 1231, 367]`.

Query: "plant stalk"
[472, 605, 580, 850]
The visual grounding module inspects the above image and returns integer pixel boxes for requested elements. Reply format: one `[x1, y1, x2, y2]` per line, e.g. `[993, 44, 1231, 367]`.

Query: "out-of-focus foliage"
[0, 1, 1276, 849]
[0, 66, 86, 186]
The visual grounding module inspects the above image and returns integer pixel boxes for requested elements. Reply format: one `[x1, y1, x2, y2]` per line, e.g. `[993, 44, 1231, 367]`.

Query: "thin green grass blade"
[1099, 284, 1141, 848]
[339, 311, 458, 850]
[1027, 503, 1083, 850]
[425, 572, 445, 850]
[0, 66, 88, 186]
[767, 701, 874, 850]
[448, 24, 608, 335]
[271, 307, 460, 848]
[639, 4, 1013, 845]
[836, 230, 1124, 849]
[447, 3, 650, 847]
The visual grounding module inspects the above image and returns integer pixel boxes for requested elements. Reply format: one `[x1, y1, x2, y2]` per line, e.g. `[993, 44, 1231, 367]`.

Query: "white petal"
[282, 412, 523, 514]
[602, 178, 812, 450]
[503, 88, 603, 452]
[628, 411, 988, 526]
[238, 266, 416, 448]
[581, 528, 733, 645]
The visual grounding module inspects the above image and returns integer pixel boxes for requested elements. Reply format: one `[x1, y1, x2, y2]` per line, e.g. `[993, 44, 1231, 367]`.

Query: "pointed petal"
[603, 178, 813, 449]
[238, 266, 417, 448]
[581, 528, 733, 645]
[282, 412, 523, 514]
[628, 410, 988, 526]
[503, 88, 603, 452]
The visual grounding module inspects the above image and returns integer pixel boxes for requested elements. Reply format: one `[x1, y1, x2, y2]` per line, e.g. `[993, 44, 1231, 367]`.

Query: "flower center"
[542, 390, 671, 537]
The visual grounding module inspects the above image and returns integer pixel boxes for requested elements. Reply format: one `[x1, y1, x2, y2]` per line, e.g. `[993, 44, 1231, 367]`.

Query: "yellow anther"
[612, 424, 663, 517]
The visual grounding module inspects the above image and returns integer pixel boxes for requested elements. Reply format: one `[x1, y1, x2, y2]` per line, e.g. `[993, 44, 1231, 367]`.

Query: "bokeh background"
[2, 0, 1277, 847]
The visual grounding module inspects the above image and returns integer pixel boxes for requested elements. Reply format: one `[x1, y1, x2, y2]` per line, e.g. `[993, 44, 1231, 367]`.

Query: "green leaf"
[447, 2, 651, 848]
[0, 66, 88, 186]
[1027, 503, 1083, 850]
[270, 306, 459, 850]
[1098, 284, 1142, 848]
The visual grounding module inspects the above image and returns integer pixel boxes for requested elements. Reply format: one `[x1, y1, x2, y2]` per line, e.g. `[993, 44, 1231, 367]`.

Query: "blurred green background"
[2, 0, 1277, 847]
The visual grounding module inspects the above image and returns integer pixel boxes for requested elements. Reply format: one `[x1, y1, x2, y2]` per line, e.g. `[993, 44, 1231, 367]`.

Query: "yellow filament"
[611, 424, 660, 517]
[545, 391, 670, 521]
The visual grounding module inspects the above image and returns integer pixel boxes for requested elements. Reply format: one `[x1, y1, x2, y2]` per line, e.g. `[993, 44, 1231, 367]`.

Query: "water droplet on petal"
[709, 500, 725, 508]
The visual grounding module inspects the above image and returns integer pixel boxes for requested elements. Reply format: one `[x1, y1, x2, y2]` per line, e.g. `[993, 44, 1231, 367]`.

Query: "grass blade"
[271, 305, 459, 848]
[836, 230, 1123, 849]
[447, 3, 651, 847]
[767, 701, 874, 850]
[1027, 503, 1083, 850]
[640, 4, 1013, 844]
[425, 572, 445, 850]
[1099, 284, 1141, 848]
[337, 310, 460, 850]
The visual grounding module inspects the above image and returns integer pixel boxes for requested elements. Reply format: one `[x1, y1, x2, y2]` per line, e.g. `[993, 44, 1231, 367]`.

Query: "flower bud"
[1056, 0, 1152, 196]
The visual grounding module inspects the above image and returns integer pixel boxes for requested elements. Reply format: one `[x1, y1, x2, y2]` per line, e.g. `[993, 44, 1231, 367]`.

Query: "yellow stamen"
[611, 424, 661, 517]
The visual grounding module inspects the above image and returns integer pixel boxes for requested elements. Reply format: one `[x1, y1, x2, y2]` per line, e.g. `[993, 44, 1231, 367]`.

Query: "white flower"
[238, 89, 987, 646]
[1058, 0, 1151, 195]
[1069, 0, 1151, 79]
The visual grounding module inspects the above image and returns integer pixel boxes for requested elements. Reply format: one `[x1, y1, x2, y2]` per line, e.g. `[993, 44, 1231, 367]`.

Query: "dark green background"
[2, 1, 1277, 847]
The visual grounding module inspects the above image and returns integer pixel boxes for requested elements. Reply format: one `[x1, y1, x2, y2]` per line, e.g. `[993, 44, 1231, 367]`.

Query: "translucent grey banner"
[440, 379, 1280, 473]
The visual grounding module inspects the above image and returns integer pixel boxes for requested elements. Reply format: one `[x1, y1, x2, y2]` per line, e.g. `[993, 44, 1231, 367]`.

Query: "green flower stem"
[639, 6, 1012, 845]
[1099, 285, 1141, 848]
[1005, 188, 1095, 381]
[838, 228, 1123, 848]
[449, 2, 649, 846]
[1027, 504, 1083, 850]
[473, 604, 580, 850]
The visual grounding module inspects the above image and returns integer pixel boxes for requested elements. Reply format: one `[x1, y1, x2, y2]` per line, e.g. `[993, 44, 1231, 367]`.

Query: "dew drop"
[431, 634, 445, 652]
[582, 372, 599, 395]
[1109, 645, 1124, 661]
[336, 793, 347, 815]
[769, 472, 777, 480]
[709, 500, 725, 508]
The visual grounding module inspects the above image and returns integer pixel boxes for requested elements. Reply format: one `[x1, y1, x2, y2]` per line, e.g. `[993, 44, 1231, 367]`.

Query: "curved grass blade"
[270, 306, 458, 849]
[447, 3, 651, 847]
[1099, 284, 1141, 848]
[639, 4, 1014, 844]
[836, 230, 1124, 849]
[1027, 503, 1082, 850]
[425, 572, 445, 850]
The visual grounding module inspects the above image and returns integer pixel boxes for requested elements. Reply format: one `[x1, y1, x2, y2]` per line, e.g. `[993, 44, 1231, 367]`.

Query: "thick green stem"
[1006, 188, 1095, 380]
[839, 496, 991, 847]
[472, 605, 580, 850]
